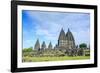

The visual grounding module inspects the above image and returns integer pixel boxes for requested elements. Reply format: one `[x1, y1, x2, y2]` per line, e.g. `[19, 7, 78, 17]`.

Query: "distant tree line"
[23, 47, 33, 52]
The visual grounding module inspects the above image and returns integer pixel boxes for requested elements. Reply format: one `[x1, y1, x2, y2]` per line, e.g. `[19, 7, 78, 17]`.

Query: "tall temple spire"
[48, 42, 52, 49]
[34, 39, 40, 50]
[41, 41, 46, 49]
[66, 28, 75, 49]
[66, 28, 74, 41]
[58, 28, 66, 40]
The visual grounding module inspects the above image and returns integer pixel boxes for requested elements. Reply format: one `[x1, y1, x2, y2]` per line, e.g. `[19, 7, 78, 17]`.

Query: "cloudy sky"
[22, 10, 90, 49]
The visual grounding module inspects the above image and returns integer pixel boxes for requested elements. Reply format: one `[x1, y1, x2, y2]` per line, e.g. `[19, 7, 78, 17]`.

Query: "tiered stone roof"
[41, 41, 46, 49]
[34, 39, 40, 50]
[58, 28, 66, 40]
[66, 28, 75, 41]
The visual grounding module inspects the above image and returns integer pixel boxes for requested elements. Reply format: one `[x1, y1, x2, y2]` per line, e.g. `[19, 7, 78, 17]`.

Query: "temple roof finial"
[61, 27, 64, 31]
[68, 28, 70, 32]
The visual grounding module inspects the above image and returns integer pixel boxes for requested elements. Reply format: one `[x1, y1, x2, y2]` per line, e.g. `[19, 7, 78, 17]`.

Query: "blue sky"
[22, 10, 90, 49]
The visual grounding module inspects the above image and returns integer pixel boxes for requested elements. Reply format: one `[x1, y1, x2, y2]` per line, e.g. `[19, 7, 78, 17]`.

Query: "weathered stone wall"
[23, 48, 90, 57]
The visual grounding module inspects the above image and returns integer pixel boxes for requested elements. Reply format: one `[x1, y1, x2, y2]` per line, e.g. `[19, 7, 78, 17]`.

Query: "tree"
[23, 47, 33, 52]
[79, 43, 87, 48]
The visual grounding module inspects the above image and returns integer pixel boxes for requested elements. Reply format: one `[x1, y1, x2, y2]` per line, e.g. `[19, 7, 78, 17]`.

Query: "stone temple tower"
[66, 28, 75, 49]
[41, 41, 46, 50]
[58, 28, 67, 48]
[34, 39, 40, 50]
[58, 28, 75, 49]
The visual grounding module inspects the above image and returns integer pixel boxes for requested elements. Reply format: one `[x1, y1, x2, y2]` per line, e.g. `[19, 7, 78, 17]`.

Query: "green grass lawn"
[22, 56, 90, 62]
